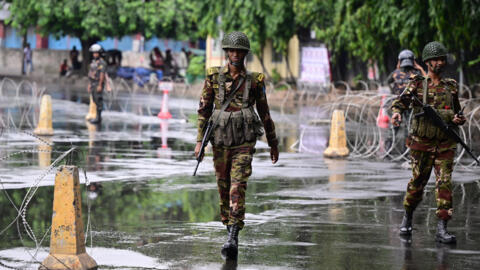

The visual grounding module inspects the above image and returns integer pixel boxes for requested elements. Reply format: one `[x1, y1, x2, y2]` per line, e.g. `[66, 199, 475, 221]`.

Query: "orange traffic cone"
[376, 95, 390, 129]
[158, 82, 172, 119]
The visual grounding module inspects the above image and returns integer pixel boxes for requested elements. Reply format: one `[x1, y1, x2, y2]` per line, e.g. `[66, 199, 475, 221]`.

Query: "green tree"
[5, 0, 197, 73]
[304, 0, 480, 81]
[194, 0, 298, 79]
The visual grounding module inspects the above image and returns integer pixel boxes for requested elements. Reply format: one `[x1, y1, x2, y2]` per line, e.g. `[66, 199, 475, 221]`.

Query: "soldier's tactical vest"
[409, 79, 456, 140]
[211, 71, 264, 147]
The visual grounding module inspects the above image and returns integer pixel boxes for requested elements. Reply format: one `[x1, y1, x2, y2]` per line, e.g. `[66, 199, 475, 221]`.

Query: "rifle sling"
[423, 78, 428, 104]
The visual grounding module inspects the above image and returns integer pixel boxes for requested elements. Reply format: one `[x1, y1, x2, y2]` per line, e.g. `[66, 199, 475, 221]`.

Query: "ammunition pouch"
[410, 107, 455, 140]
[211, 107, 264, 147]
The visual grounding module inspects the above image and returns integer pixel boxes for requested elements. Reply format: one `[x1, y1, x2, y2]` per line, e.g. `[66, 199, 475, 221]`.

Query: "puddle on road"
[1, 93, 480, 269]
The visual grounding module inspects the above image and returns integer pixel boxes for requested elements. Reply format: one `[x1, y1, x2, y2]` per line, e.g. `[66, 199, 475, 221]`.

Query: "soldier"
[87, 44, 107, 124]
[194, 31, 279, 258]
[391, 41, 466, 244]
[387, 49, 426, 96]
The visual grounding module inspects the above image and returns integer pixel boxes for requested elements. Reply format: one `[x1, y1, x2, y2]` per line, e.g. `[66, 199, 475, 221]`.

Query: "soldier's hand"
[270, 145, 279, 164]
[453, 114, 466, 125]
[87, 85, 91, 93]
[194, 142, 204, 161]
[391, 113, 402, 127]
[96, 86, 102, 92]
[414, 60, 427, 77]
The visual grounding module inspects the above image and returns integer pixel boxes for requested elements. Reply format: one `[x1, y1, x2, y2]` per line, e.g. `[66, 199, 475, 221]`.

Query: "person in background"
[177, 47, 189, 77]
[87, 44, 107, 124]
[387, 50, 426, 96]
[149, 47, 164, 71]
[59, 59, 68, 76]
[164, 49, 176, 77]
[23, 43, 33, 75]
[70, 46, 81, 70]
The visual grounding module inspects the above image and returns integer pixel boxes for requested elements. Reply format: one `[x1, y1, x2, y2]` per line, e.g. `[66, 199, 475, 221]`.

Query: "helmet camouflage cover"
[422, 41, 447, 62]
[222, 31, 250, 51]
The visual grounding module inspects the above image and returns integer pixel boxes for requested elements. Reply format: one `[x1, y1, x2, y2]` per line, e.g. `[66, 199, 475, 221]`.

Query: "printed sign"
[300, 46, 332, 84]
[159, 81, 173, 91]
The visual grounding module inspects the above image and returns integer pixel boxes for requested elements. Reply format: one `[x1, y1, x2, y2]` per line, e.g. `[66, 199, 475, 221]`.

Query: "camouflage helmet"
[422, 41, 447, 62]
[398, 49, 414, 67]
[222, 31, 250, 51]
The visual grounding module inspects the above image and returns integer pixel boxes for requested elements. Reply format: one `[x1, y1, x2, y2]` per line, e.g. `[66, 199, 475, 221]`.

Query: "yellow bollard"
[34, 95, 54, 136]
[40, 166, 97, 270]
[85, 96, 97, 121]
[323, 109, 349, 158]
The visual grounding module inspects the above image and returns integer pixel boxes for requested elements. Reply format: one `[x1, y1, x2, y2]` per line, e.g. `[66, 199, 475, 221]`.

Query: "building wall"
[1, 25, 191, 53]
[0, 48, 186, 76]
[206, 35, 300, 80]
[247, 36, 300, 79]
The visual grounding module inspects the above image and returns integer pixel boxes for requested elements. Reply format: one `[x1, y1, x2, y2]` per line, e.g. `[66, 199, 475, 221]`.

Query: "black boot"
[399, 210, 413, 235]
[436, 220, 456, 244]
[222, 224, 239, 259]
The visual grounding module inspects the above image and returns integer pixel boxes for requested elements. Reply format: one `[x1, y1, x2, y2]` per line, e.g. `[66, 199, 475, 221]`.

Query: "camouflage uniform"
[88, 58, 107, 109]
[388, 68, 422, 95]
[197, 65, 278, 229]
[391, 75, 461, 220]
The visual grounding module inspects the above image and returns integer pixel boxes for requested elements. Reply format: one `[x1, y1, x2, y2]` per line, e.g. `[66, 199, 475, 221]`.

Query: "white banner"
[300, 46, 331, 84]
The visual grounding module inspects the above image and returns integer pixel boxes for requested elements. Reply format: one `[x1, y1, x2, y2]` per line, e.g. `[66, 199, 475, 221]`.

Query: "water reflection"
[37, 137, 52, 168]
[325, 158, 347, 221]
[221, 259, 238, 270]
[157, 120, 172, 158]
[400, 238, 452, 270]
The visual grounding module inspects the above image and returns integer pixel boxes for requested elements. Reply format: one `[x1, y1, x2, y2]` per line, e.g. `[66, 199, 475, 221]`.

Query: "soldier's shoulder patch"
[206, 66, 221, 76]
[254, 72, 265, 82]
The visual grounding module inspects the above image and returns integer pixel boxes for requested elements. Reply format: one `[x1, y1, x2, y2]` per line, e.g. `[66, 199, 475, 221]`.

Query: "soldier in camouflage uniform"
[87, 44, 107, 124]
[386, 50, 426, 151]
[194, 31, 279, 258]
[387, 50, 426, 95]
[391, 41, 466, 244]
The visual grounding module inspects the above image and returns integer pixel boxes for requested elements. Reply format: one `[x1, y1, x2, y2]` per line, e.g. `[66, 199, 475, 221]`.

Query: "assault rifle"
[412, 95, 479, 164]
[193, 110, 215, 176]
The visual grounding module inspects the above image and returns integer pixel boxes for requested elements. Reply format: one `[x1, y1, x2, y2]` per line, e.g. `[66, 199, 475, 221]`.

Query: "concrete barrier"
[40, 166, 97, 270]
[34, 95, 54, 136]
[324, 110, 350, 158]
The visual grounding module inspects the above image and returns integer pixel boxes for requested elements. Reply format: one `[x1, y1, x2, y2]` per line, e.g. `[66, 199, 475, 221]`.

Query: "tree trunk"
[256, 46, 270, 78]
[80, 38, 98, 75]
[284, 50, 296, 84]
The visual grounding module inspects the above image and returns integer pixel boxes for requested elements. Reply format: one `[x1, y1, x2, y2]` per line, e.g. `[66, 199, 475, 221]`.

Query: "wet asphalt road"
[0, 89, 479, 269]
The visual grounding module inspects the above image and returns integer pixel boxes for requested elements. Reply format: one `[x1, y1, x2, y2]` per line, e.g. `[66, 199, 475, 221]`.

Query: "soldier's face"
[227, 49, 248, 66]
[427, 57, 446, 74]
[93, 52, 100, 59]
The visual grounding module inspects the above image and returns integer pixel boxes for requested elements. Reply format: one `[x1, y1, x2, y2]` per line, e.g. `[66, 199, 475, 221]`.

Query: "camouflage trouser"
[212, 144, 255, 229]
[403, 149, 454, 220]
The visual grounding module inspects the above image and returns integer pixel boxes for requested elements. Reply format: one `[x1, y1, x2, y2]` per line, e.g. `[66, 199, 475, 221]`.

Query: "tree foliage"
[306, 0, 480, 78]
[4, 0, 480, 80]
[5, 0, 198, 72]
